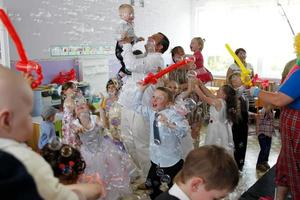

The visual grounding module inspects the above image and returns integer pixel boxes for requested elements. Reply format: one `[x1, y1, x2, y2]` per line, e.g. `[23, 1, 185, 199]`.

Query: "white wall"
[4, 0, 191, 61]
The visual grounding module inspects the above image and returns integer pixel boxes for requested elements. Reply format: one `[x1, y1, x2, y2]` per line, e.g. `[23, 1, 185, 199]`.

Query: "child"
[227, 73, 249, 171]
[155, 145, 239, 200]
[72, 101, 135, 200]
[101, 78, 120, 114]
[256, 102, 275, 172]
[41, 143, 86, 185]
[61, 81, 82, 149]
[168, 46, 188, 89]
[177, 78, 204, 149]
[0, 66, 104, 199]
[133, 82, 191, 199]
[194, 81, 239, 155]
[115, 3, 144, 79]
[166, 79, 194, 159]
[190, 37, 213, 83]
[38, 106, 58, 149]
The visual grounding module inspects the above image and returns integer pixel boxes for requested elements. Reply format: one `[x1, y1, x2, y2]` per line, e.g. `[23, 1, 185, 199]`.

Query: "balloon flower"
[252, 74, 269, 89]
[0, 9, 43, 89]
[225, 44, 252, 87]
[143, 56, 195, 85]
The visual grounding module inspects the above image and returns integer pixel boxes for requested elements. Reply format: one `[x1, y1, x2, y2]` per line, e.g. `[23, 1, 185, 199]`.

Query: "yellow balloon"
[225, 44, 252, 86]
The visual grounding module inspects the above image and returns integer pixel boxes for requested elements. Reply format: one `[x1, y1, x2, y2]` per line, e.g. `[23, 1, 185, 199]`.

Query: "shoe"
[256, 164, 268, 172]
[263, 162, 271, 169]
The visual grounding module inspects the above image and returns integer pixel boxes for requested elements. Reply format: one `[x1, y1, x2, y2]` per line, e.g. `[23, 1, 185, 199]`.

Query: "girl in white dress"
[194, 81, 239, 155]
[72, 102, 135, 200]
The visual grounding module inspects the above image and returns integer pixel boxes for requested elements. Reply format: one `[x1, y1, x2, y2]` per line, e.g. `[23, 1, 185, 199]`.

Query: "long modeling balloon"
[0, 9, 43, 89]
[225, 43, 252, 87]
[142, 56, 195, 85]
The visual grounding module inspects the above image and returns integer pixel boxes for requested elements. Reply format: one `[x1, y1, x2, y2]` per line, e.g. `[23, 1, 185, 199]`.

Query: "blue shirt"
[279, 69, 300, 110]
[38, 121, 56, 149]
[132, 90, 190, 167]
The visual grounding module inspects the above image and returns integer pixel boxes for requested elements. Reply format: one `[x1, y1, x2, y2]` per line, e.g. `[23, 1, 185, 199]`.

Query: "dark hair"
[222, 85, 239, 123]
[60, 82, 76, 110]
[234, 48, 246, 64]
[235, 48, 246, 55]
[41, 144, 86, 184]
[106, 78, 120, 93]
[158, 32, 170, 54]
[156, 87, 174, 103]
[171, 46, 184, 57]
[61, 82, 76, 95]
[177, 145, 239, 192]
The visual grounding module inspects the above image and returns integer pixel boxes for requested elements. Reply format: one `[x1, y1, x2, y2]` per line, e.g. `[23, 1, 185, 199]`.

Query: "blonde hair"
[119, 4, 133, 14]
[193, 37, 204, 51]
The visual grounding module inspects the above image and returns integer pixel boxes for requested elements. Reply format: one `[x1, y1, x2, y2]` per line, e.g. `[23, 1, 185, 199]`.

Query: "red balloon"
[0, 9, 43, 89]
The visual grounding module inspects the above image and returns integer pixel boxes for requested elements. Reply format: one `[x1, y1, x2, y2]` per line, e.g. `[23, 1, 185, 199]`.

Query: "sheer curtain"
[192, 0, 300, 79]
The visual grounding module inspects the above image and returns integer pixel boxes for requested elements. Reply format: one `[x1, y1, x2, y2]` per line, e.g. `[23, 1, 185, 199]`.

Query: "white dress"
[74, 115, 134, 200]
[205, 99, 234, 155]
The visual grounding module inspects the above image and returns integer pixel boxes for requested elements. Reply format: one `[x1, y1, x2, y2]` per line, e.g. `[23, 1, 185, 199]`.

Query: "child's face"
[230, 75, 242, 89]
[151, 90, 170, 112]
[48, 114, 56, 122]
[64, 86, 76, 97]
[173, 50, 185, 63]
[166, 81, 179, 94]
[75, 103, 89, 116]
[190, 39, 201, 52]
[107, 84, 117, 96]
[120, 8, 134, 23]
[216, 87, 226, 99]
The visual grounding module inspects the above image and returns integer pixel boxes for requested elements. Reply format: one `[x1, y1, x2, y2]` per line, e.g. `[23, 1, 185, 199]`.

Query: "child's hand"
[158, 114, 176, 129]
[97, 92, 105, 104]
[22, 72, 34, 86]
[136, 80, 149, 91]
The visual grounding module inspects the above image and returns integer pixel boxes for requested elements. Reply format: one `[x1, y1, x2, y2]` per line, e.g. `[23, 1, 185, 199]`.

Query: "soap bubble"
[48, 136, 62, 150]
[160, 174, 171, 184]
[184, 98, 197, 111]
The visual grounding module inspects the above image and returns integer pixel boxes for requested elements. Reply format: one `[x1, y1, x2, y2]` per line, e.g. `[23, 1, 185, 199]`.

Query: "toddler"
[41, 142, 86, 185]
[256, 102, 275, 172]
[0, 66, 103, 199]
[190, 37, 213, 83]
[115, 3, 144, 79]
[38, 106, 58, 149]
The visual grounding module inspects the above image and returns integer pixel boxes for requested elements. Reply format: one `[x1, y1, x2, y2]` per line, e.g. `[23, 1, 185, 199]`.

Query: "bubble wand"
[142, 56, 195, 85]
[0, 9, 43, 89]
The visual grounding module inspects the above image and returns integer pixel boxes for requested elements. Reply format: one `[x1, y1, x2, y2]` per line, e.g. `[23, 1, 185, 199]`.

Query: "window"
[192, 0, 300, 79]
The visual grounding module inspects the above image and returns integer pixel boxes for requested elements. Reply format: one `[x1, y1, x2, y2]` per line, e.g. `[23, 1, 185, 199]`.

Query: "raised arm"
[197, 80, 216, 99]
[194, 84, 222, 111]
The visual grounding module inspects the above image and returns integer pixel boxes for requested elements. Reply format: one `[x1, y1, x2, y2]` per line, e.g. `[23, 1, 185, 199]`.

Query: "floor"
[124, 123, 282, 200]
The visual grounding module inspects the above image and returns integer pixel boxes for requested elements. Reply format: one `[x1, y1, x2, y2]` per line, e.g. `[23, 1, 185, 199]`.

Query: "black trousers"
[115, 42, 132, 76]
[232, 122, 248, 171]
[146, 159, 184, 200]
